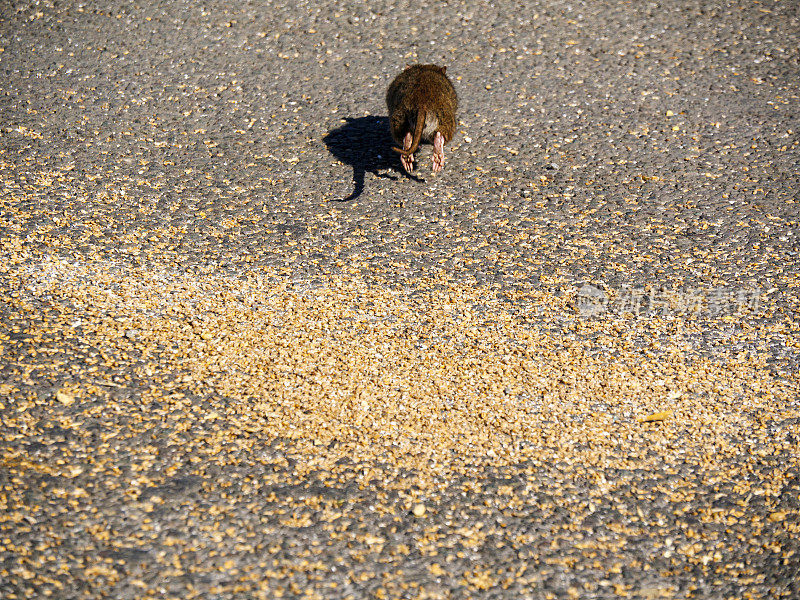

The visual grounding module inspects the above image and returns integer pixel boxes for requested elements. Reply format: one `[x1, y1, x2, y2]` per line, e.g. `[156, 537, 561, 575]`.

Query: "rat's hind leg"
[432, 131, 445, 173]
[401, 131, 415, 172]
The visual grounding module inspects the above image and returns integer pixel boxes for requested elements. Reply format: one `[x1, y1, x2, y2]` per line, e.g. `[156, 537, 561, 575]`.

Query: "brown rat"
[386, 64, 458, 173]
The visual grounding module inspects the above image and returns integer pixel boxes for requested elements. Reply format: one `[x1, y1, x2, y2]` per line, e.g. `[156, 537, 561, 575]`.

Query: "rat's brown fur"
[386, 64, 458, 173]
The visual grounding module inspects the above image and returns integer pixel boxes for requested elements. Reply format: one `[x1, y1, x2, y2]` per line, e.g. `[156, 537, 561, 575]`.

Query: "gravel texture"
[1, 1, 799, 599]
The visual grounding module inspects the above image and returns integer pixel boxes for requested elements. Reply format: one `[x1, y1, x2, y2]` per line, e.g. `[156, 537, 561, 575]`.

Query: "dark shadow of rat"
[323, 116, 422, 202]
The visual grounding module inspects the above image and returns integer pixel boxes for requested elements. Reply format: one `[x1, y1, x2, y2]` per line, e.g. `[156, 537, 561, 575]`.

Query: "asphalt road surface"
[1, 1, 799, 599]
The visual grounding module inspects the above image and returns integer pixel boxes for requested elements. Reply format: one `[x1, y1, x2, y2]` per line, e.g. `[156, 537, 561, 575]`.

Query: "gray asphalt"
[1, 1, 799, 599]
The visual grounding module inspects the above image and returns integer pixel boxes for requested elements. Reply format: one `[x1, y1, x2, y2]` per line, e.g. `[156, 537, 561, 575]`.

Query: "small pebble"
[55, 390, 75, 406]
[639, 410, 673, 423]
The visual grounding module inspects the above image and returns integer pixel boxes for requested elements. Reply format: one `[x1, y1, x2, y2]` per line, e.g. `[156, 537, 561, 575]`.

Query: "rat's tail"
[393, 107, 426, 156]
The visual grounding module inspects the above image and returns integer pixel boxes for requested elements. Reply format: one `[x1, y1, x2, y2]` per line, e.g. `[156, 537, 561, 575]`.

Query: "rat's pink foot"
[401, 132, 415, 172]
[432, 131, 445, 173]
[401, 153, 414, 172]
